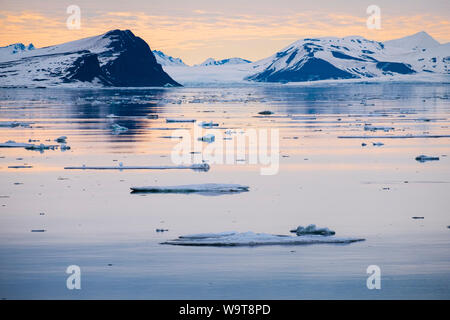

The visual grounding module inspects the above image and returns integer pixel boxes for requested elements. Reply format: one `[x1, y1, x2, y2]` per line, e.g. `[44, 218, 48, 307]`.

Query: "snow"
[0, 30, 448, 87]
[162, 231, 364, 246]
[130, 183, 249, 194]
[197, 57, 252, 66]
[153, 50, 186, 66]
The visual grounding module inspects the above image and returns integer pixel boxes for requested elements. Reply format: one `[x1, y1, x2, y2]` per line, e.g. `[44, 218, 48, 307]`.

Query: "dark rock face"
[100, 30, 180, 87]
[248, 57, 357, 82]
[65, 29, 180, 87]
[65, 52, 111, 84]
[376, 62, 416, 74]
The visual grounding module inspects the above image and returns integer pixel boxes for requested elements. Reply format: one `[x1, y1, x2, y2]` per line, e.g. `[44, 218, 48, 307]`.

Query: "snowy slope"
[197, 57, 252, 66]
[0, 43, 35, 61]
[0, 30, 180, 88]
[247, 31, 449, 82]
[153, 50, 187, 66]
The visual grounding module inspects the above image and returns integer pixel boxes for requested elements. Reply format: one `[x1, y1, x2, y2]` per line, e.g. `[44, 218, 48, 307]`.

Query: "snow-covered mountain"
[0, 30, 180, 87]
[0, 43, 35, 60]
[153, 50, 187, 66]
[247, 31, 449, 82]
[197, 57, 251, 66]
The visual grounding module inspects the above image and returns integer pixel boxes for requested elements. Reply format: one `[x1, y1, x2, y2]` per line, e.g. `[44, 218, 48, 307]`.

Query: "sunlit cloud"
[0, 9, 449, 65]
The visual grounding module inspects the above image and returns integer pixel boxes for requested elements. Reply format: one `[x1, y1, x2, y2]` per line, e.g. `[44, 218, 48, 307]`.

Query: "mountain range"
[0, 30, 448, 87]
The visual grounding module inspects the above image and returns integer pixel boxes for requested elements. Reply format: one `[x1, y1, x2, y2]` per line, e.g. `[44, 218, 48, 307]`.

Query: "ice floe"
[198, 134, 215, 143]
[0, 121, 31, 128]
[130, 183, 249, 195]
[166, 118, 196, 123]
[198, 121, 219, 128]
[290, 224, 336, 236]
[8, 165, 33, 169]
[0, 140, 34, 148]
[64, 163, 210, 171]
[162, 231, 364, 246]
[415, 155, 440, 162]
[111, 123, 128, 134]
[55, 136, 67, 143]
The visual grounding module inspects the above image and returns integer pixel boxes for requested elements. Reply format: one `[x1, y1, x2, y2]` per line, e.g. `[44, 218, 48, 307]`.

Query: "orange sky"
[0, 1, 449, 65]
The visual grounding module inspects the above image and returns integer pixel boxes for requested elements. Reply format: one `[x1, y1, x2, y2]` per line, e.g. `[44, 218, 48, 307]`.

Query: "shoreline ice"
[162, 231, 364, 247]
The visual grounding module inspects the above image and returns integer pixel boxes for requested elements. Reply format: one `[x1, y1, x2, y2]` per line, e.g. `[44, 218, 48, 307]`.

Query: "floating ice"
[162, 231, 364, 247]
[290, 224, 336, 236]
[111, 123, 128, 134]
[25, 143, 57, 151]
[166, 118, 196, 123]
[415, 155, 440, 162]
[65, 163, 210, 171]
[8, 165, 33, 169]
[412, 216, 424, 219]
[198, 134, 215, 143]
[364, 125, 394, 132]
[258, 111, 274, 115]
[372, 142, 384, 146]
[0, 140, 34, 148]
[55, 136, 67, 143]
[0, 121, 31, 128]
[199, 121, 219, 128]
[147, 114, 159, 119]
[130, 183, 249, 195]
[106, 114, 119, 118]
[60, 144, 71, 151]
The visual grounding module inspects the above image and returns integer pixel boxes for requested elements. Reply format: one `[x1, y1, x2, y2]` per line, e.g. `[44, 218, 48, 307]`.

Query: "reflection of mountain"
[0, 30, 180, 88]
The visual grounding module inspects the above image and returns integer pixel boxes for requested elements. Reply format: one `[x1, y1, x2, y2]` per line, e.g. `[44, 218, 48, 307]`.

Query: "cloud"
[0, 9, 448, 64]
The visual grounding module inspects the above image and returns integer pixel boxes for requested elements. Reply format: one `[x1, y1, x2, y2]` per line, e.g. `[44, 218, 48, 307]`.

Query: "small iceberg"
[55, 136, 67, 143]
[0, 140, 34, 148]
[111, 123, 128, 134]
[199, 121, 219, 128]
[372, 142, 384, 146]
[364, 125, 394, 132]
[166, 118, 196, 123]
[8, 165, 33, 169]
[198, 134, 215, 143]
[162, 231, 364, 247]
[25, 143, 57, 151]
[258, 111, 274, 115]
[0, 121, 31, 128]
[290, 224, 335, 236]
[130, 183, 249, 195]
[415, 155, 440, 163]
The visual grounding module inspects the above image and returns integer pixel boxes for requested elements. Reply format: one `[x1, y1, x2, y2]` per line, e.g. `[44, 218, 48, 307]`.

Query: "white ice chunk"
[130, 183, 249, 194]
[0, 140, 34, 148]
[290, 224, 335, 236]
[111, 123, 128, 134]
[65, 163, 210, 171]
[162, 231, 364, 246]
[198, 134, 215, 142]
[415, 155, 440, 162]
[198, 121, 219, 128]
[166, 118, 196, 123]
[55, 136, 67, 143]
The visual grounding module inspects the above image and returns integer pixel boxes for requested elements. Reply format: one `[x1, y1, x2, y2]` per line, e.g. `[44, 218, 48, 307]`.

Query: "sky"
[0, 0, 449, 65]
